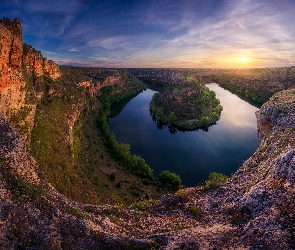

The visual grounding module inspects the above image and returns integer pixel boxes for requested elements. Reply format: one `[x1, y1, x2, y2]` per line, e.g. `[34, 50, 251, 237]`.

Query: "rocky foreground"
[0, 89, 295, 249]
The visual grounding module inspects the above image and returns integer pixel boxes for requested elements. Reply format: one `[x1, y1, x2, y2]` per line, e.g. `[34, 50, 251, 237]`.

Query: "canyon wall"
[0, 18, 61, 141]
[0, 18, 25, 117]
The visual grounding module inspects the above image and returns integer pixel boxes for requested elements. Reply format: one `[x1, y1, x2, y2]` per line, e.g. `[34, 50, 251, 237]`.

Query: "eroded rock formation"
[0, 18, 61, 142]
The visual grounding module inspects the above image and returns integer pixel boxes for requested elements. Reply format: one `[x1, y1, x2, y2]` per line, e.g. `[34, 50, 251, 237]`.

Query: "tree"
[159, 170, 181, 191]
[156, 107, 164, 120]
[211, 111, 219, 120]
[168, 112, 177, 125]
[201, 116, 209, 126]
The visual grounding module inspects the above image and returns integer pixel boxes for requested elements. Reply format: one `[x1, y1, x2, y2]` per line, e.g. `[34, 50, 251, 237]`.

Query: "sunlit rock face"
[0, 18, 26, 119]
[23, 44, 61, 80]
[0, 18, 61, 142]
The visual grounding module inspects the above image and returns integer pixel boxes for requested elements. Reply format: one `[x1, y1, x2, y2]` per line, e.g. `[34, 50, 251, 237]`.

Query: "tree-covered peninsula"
[149, 81, 223, 130]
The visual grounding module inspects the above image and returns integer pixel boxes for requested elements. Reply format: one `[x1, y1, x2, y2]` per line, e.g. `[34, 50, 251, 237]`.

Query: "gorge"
[0, 18, 295, 249]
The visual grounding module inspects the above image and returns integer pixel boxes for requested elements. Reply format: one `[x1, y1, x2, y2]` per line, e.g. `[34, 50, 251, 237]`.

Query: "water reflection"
[208, 84, 258, 130]
[108, 84, 259, 186]
[151, 114, 211, 134]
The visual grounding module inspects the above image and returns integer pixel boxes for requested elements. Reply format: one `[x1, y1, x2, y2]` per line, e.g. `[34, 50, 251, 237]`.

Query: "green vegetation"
[30, 74, 95, 202]
[2, 170, 45, 200]
[150, 82, 222, 130]
[205, 172, 228, 190]
[158, 170, 181, 191]
[64, 205, 85, 219]
[218, 82, 273, 104]
[9, 106, 31, 136]
[133, 199, 154, 211]
[96, 84, 154, 179]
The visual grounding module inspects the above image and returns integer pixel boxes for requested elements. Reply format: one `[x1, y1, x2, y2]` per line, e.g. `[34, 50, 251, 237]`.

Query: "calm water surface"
[108, 84, 259, 186]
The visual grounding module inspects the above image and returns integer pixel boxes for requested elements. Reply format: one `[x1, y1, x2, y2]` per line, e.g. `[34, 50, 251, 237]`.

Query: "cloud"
[3, 0, 294, 68]
[68, 48, 80, 52]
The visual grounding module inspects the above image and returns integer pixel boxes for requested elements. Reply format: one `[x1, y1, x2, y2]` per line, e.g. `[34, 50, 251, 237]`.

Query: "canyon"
[0, 18, 295, 249]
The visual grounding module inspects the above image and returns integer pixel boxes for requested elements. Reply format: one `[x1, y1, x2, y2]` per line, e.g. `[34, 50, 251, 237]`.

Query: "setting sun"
[240, 57, 248, 63]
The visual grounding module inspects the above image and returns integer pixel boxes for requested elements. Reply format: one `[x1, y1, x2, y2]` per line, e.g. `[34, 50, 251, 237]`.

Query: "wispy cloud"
[2, 0, 294, 67]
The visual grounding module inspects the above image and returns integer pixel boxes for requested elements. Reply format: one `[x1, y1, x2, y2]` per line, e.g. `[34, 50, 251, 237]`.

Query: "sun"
[240, 57, 248, 63]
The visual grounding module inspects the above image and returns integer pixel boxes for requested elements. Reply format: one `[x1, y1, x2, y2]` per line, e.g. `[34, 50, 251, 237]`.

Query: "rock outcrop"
[0, 18, 61, 142]
[0, 18, 25, 117]
[23, 44, 60, 80]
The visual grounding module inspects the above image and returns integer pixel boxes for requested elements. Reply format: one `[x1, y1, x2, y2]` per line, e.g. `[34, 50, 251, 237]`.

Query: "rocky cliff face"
[0, 18, 61, 142]
[0, 18, 25, 117]
[23, 44, 60, 80]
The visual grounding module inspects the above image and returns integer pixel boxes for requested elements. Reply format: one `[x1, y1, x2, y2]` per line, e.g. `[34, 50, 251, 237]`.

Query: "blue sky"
[1, 0, 295, 68]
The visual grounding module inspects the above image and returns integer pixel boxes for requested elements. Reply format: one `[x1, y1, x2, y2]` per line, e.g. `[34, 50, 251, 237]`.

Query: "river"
[108, 84, 259, 186]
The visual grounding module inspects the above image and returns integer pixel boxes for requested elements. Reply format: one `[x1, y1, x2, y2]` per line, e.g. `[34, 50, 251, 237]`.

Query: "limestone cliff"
[0, 18, 25, 118]
[23, 44, 60, 80]
[0, 17, 61, 142]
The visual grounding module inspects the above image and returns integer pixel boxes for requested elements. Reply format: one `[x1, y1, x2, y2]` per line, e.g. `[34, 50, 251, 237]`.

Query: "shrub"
[64, 205, 85, 219]
[176, 188, 194, 201]
[205, 172, 228, 190]
[186, 205, 203, 219]
[133, 199, 154, 211]
[230, 206, 251, 225]
[159, 170, 181, 191]
[168, 111, 177, 124]
[201, 116, 209, 126]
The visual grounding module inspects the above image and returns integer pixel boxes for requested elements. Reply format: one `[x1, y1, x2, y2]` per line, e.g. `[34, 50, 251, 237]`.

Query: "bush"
[64, 205, 85, 219]
[133, 199, 154, 211]
[201, 116, 209, 126]
[205, 172, 228, 190]
[159, 170, 181, 191]
[230, 206, 251, 225]
[186, 205, 203, 219]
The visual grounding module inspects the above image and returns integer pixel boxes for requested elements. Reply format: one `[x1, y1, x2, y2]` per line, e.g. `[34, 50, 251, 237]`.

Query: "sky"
[1, 0, 295, 68]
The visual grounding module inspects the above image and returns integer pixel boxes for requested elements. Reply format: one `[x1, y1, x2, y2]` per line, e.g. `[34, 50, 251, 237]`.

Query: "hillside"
[1, 18, 295, 249]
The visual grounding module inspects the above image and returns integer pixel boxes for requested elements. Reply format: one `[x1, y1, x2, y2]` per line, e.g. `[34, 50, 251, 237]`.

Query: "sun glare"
[240, 57, 248, 63]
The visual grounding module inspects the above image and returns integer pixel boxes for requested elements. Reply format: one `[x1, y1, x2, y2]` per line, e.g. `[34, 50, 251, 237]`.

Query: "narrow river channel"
[108, 84, 259, 186]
